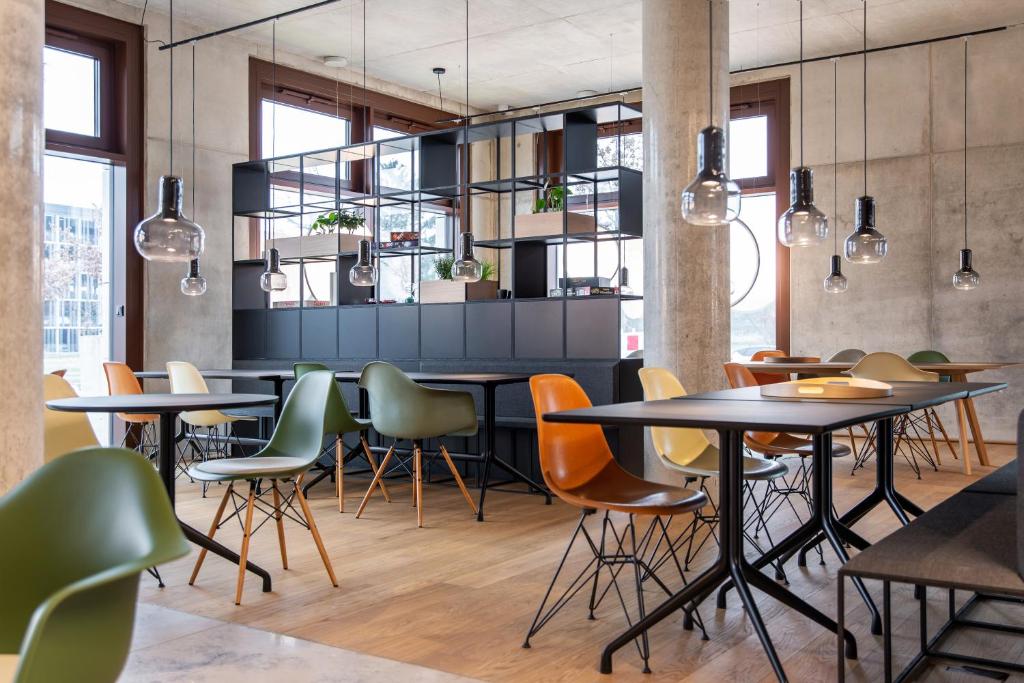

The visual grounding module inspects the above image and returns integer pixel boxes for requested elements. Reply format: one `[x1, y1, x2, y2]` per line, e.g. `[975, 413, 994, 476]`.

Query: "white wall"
[735, 27, 1024, 441]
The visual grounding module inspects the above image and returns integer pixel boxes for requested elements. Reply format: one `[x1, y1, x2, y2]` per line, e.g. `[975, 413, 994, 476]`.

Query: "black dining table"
[135, 368, 550, 521]
[46, 392, 279, 591]
[544, 396, 910, 682]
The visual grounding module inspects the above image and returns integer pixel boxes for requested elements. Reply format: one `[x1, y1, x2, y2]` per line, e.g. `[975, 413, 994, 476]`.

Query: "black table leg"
[600, 430, 857, 679]
[272, 378, 285, 422]
[476, 384, 551, 522]
[158, 412, 271, 591]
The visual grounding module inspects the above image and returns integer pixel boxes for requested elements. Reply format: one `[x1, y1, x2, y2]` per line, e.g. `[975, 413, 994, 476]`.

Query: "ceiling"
[129, 0, 1024, 109]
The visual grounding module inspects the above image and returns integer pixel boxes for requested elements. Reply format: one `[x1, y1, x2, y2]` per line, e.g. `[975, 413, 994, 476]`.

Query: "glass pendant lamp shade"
[349, 239, 377, 287]
[134, 176, 205, 262]
[452, 231, 483, 282]
[180, 258, 207, 296]
[779, 167, 829, 247]
[844, 195, 887, 264]
[681, 126, 741, 226]
[953, 248, 980, 290]
[823, 254, 848, 293]
[259, 247, 288, 292]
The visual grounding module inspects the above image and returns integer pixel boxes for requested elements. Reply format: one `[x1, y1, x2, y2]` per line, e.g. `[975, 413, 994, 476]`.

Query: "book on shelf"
[377, 239, 419, 250]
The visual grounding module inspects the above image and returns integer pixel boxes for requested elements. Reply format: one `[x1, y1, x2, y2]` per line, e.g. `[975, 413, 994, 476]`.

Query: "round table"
[46, 392, 278, 590]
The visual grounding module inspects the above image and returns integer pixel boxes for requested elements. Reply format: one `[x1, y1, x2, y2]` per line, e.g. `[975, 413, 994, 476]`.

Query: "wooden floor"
[142, 442, 1021, 682]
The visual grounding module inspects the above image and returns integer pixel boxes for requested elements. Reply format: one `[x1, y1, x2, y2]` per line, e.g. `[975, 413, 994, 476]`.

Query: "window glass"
[730, 193, 777, 359]
[729, 115, 769, 180]
[44, 46, 99, 136]
[597, 132, 642, 171]
[376, 126, 413, 191]
[261, 99, 348, 157]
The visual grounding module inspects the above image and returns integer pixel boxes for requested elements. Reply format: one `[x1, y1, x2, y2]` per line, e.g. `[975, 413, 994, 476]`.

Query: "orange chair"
[523, 374, 708, 672]
[750, 349, 787, 385]
[103, 362, 159, 461]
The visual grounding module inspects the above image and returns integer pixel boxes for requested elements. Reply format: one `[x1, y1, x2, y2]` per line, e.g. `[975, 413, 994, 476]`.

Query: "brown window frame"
[44, 1, 145, 371]
[730, 78, 791, 354]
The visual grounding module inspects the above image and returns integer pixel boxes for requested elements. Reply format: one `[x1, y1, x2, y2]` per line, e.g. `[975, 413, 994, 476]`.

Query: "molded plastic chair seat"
[42, 374, 99, 462]
[190, 456, 314, 481]
[167, 361, 254, 427]
[673, 444, 790, 480]
[103, 362, 158, 423]
[828, 348, 867, 363]
[559, 462, 708, 516]
[762, 432, 852, 459]
[0, 447, 188, 683]
[849, 352, 939, 383]
[907, 350, 953, 382]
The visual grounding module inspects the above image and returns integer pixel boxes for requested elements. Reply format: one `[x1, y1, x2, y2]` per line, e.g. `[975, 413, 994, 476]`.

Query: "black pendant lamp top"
[844, 0, 887, 264]
[824, 59, 848, 294]
[779, 0, 828, 247]
[453, 0, 482, 281]
[134, 0, 204, 263]
[953, 38, 980, 291]
[681, 0, 740, 226]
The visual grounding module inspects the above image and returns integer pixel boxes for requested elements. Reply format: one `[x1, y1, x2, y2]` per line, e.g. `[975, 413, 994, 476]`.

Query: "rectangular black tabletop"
[137, 368, 532, 386]
[684, 381, 1005, 411]
[543, 398, 906, 434]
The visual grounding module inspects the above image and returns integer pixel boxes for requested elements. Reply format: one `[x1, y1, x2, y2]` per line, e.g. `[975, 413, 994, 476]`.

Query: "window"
[261, 99, 348, 158]
[729, 79, 790, 359]
[44, 46, 100, 136]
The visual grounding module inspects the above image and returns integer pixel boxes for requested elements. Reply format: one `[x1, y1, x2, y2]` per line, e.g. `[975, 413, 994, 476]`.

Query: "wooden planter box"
[514, 211, 594, 239]
[269, 232, 364, 258]
[420, 279, 499, 303]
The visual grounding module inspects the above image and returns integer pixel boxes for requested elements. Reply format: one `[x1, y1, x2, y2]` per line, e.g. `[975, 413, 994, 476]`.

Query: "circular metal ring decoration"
[730, 217, 760, 307]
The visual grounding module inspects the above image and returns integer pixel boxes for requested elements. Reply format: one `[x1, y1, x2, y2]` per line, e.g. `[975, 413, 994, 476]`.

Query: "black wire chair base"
[522, 510, 708, 674]
[851, 414, 938, 479]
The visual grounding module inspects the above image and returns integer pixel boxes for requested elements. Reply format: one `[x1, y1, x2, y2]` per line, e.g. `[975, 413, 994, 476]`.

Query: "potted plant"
[420, 255, 499, 303]
[515, 183, 593, 238]
[269, 209, 367, 257]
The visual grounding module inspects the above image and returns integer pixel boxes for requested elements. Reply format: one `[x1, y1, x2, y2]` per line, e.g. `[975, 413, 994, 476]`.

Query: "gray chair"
[828, 348, 866, 362]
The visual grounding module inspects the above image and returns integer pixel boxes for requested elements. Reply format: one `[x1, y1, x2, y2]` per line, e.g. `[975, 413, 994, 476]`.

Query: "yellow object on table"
[760, 376, 893, 399]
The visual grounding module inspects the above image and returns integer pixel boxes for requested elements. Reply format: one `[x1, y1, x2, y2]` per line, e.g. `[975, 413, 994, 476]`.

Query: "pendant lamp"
[452, 0, 483, 281]
[260, 20, 288, 294]
[844, 1, 887, 264]
[681, 0, 740, 226]
[134, 0, 204, 262]
[348, 1, 379, 287]
[824, 59, 847, 293]
[953, 38, 980, 291]
[181, 45, 207, 296]
[779, 1, 828, 247]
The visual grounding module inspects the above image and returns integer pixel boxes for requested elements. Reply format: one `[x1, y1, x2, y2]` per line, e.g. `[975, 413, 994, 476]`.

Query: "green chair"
[294, 362, 391, 512]
[0, 447, 188, 683]
[355, 362, 478, 528]
[907, 350, 958, 464]
[187, 370, 338, 605]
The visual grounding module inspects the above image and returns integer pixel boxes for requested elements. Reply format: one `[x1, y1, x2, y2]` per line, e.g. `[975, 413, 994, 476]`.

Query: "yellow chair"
[639, 367, 788, 571]
[849, 352, 939, 477]
[167, 361, 253, 489]
[43, 374, 99, 462]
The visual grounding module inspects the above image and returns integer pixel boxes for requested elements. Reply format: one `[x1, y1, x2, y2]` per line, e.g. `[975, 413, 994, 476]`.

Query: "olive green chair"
[907, 350, 958, 463]
[0, 447, 188, 683]
[188, 370, 338, 605]
[355, 361, 478, 528]
[294, 362, 391, 512]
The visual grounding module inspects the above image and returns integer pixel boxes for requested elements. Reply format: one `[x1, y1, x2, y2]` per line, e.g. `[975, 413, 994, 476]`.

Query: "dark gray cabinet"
[233, 310, 266, 360]
[267, 309, 301, 359]
[466, 301, 512, 359]
[339, 306, 377, 359]
[301, 308, 338, 359]
[420, 304, 464, 359]
[515, 300, 564, 359]
[567, 298, 619, 359]
[378, 305, 419, 359]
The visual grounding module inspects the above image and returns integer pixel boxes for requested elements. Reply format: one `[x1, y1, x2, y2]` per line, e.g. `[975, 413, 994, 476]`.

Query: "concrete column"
[0, 0, 45, 494]
[642, 0, 730, 479]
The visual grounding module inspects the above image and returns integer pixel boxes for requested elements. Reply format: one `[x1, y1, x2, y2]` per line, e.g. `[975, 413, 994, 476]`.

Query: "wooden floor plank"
[142, 443, 1020, 682]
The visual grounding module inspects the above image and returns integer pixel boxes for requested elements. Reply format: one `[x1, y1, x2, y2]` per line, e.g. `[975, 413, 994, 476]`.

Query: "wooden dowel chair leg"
[361, 436, 391, 503]
[356, 445, 395, 518]
[335, 437, 344, 513]
[271, 481, 288, 570]
[440, 444, 478, 515]
[235, 482, 257, 606]
[294, 478, 338, 587]
[189, 483, 233, 585]
[415, 445, 424, 528]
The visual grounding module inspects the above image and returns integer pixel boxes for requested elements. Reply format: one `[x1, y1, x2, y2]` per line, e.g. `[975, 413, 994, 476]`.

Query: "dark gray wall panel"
[232, 263, 268, 310]
[267, 309, 301, 359]
[466, 301, 512, 359]
[232, 309, 266, 360]
[339, 306, 378, 359]
[421, 304, 464, 359]
[566, 298, 619, 359]
[301, 308, 338, 359]
[378, 304, 419, 359]
[515, 300, 563, 359]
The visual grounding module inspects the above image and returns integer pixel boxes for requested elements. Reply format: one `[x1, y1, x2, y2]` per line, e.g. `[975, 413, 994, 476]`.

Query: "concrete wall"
[735, 28, 1024, 441]
[60, 0, 455, 388]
